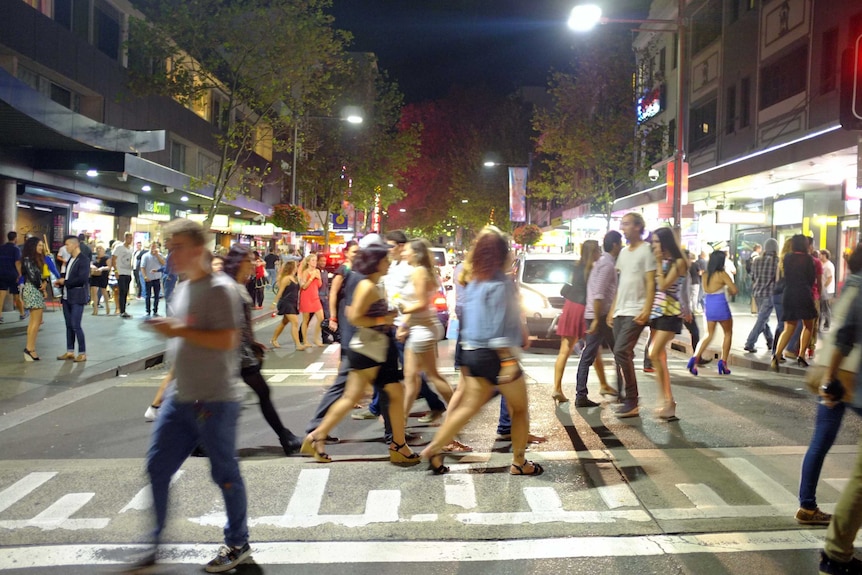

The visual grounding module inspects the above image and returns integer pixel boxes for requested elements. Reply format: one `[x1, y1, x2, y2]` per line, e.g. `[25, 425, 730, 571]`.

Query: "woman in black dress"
[772, 234, 817, 369]
[90, 245, 112, 315]
[271, 260, 305, 350]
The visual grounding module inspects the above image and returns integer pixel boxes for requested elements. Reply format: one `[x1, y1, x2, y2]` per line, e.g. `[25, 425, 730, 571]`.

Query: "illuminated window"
[254, 123, 273, 161]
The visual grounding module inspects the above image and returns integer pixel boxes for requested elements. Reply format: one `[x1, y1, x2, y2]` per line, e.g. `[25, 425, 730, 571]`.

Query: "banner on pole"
[508, 167, 528, 222]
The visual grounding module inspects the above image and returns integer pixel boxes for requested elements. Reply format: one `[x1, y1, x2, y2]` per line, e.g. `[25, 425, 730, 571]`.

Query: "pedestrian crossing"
[0, 446, 852, 539]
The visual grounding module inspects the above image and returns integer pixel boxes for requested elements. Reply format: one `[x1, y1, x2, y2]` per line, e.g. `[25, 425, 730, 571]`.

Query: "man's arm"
[635, 270, 656, 324]
[149, 318, 239, 351]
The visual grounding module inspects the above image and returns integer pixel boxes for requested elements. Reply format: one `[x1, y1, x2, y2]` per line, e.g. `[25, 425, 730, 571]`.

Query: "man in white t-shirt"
[820, 249, 836, 331]
[607, 213, 656, 418]
[111, 232, 135, 318]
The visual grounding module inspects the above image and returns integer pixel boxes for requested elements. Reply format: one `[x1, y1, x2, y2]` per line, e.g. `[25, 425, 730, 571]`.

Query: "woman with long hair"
[301, 243, 419, 467]
[328, 241, 359, 335]
[271, 260, 305, 350]
[773, 234, 818, 370]
[552, 239, 601, 404]
[223, 245, 301, 455]
[398, 238, 452, 421]
[21, 237, 47, 361]
[298, 253, 325, 347]
[421, 226, 542, 477]
[687, 251, 738, 375]
[648, 228, 688, 420]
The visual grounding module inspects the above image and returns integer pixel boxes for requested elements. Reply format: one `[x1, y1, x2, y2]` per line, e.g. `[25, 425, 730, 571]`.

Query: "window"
[170, 140, 187, 173]
[255, 123, 273, 161]
[211, 93, 230, 130]
[691, 0, 722, 55]
[659, 47, 666, 77]
[820, 27, 839, 95]
[729, 0, 739, 24]
[760, 45, 808, 109]
[49, 82, 79, 112]
[94, 0, 121, 60]
[198, 152, 219, 180]
[668, 118, 676, 149]
[689, 100, 717, 151]
[725, 85, 736, 134]
[740, 77, 751, 127]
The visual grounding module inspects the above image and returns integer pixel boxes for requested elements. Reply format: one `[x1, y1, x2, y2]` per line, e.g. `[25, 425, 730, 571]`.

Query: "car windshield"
[432, 252, 446, 266]
[522, 260, 572, 284]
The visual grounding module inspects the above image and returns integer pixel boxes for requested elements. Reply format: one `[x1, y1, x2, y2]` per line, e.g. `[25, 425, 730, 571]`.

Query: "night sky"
[330, 1, 651, 102]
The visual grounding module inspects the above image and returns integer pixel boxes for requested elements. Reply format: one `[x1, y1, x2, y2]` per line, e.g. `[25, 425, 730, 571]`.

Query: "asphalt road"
[1, 315, 860, 574]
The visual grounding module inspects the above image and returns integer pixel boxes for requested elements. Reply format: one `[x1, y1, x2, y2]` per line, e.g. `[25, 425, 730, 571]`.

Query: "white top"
[112, 243, 134, 275]
[384, 260, 413, 328]
[400, 266, 436, 324]
[613, 242, 657, 317]
[58, 246, 70, 272]
[823, 260, 836, 295]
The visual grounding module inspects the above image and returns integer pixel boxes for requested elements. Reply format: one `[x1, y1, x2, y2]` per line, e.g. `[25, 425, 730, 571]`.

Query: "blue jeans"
[145, 279, 161, 314]
[61, 300, 86, 353]
[163, 274, 178, 305]
[744, 296, 775, 349]
[576, 317, 619, 398]
[146, 395, 248, 547]
[799, 400, 862, 510]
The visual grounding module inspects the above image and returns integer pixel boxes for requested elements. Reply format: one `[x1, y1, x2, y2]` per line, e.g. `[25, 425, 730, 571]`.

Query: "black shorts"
[346, 332, 402, 387]
[0, 277, 19, 293]
[650, 315, 682, 333]
[462, 348, 504, 385]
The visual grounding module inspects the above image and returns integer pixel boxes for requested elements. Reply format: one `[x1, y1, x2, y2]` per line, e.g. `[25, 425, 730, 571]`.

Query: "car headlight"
[520, 289, 547, 312]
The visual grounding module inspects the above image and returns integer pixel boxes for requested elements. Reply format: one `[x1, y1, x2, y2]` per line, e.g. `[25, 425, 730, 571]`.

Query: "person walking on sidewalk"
[141, 243, 165, 317]
[821, 249, 835, 331]
[111, 232, 134, 318]
[573, 231, 622, 408]
[21, 237, 47, 361]
[132, 241, 144, 298]
[687, 251, 738, 376]
[271, 260, 305, 350]
[90, 245, 112, 315]
[607, 213, 656, 419]
[773, 234, 817, 370]
[127, 218, 252, 573]
[54, 235, 89, 362]
[552, 239, 599, 404]
[0, 231, 26, 322]
[298, 253, 324, 346]
[744, 238, 778, 353]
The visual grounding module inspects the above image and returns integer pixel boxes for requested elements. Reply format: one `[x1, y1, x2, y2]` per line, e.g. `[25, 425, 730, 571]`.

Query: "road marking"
[266, 373, 289, 383]
[825, 478, 849, 492]
[304, 362, 325, 374]
[584, 462, 640, 509]
[677, 483, 729, 508]
[119, 471, 184, 513]
[0, 492, 110, 531]
[0, 472, 57, 513]
[286, 468, 328, 517]
[444, 475, 477, 509]
[718, 458, 797, 506]
[4, 530, 848, 568]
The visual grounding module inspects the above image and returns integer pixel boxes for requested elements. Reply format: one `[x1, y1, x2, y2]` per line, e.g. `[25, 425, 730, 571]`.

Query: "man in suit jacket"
[54, 235, 90, 362]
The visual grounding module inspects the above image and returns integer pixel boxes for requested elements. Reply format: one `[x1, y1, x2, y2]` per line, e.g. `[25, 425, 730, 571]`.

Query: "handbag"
[560, 283, 577, 302]
[650, 290, 682, 319]
[349, 327, 389, 363]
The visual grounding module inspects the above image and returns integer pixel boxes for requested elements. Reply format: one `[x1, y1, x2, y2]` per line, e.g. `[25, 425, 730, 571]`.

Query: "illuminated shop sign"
[637, 86, 664, 124]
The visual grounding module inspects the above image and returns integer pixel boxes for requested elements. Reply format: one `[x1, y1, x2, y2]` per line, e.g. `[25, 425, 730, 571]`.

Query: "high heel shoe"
[23, 349, 40, 361]
[717, 359, 731, 375]
[686, 357, 698, 376]
[427, 453, 449, 475]
[270, 339, 280, 349]
[300, 436, 332, 463]
[797, 356, 809, 368]
[551, 391, 569, 404]
[389, 442, 421, 467]
[599, 384, 619, 397]
[770, 356, 780, 372]
[655, 401, 678, 422]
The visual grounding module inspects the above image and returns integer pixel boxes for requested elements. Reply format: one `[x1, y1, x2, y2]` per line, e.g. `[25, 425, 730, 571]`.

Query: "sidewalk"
[670, 298, 813, 377]
[0, 295, 274, 414]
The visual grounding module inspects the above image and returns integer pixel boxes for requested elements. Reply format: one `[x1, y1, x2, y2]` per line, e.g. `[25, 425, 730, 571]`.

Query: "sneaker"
[144, 405, 159, 422]
[121, 313, 132, 319]
[818, 550, 862, 575]
[743, 346, 757, 353]
[205, 542, 252, 573]
[796, 506, 832, 526]
[351, 408, 377, 420]
[119, 548, 158, 574]
[575, 397, 600, 408]
[20, 310, 29, 321]
[417, 410, 445, 424]
[615, 401, 640, 418]
[152, 312, 160, 317]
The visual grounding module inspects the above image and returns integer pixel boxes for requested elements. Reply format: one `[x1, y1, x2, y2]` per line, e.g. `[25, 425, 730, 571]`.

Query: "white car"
[430, 247, 454, 286]
[513, 253, 577, 338]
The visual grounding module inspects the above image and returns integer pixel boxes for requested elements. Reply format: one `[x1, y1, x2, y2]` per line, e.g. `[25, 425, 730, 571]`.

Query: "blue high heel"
[717, 359, 731, 375]
[686, 357, 698, 376]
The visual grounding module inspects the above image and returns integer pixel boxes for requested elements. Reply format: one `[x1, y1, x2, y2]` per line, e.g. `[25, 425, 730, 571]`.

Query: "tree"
[532, 32, 638, 231]
[126, 0, 349, 230]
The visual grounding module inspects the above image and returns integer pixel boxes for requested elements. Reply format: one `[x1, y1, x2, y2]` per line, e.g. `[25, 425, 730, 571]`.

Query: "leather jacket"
[22, 257, 42, 290]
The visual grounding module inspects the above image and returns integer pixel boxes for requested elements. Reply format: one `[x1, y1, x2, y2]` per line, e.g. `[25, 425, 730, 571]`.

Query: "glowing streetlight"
[567, 4, 603, 31]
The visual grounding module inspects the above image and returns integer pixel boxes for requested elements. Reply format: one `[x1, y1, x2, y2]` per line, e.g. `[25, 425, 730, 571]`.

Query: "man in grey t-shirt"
[111, 232, 134, 318]
[131, 219, 251, 573]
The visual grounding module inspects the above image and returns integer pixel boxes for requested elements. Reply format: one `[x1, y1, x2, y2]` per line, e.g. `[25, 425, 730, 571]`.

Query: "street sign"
[331, 213, 348, 229]
[839, 33, 862, 130]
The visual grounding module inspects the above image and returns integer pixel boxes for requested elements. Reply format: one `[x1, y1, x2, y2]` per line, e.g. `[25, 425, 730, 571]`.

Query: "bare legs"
[718, 319, 733, 362]
[403, 347, 453, 418]
[303, 310, 325, 346]
[648, 329, 676, 410]
[775, 320, 798, 359]
[25, 307, 43, 357]
[272, 314, 304, 349]
[552, 336, 577, 402]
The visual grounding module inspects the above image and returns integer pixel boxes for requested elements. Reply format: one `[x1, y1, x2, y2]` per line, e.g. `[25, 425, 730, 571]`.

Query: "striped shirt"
[585, 252, 617, 320]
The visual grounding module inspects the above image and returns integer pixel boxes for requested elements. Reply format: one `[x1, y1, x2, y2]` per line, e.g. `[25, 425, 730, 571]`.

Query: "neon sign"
[637, 86, 664, 124]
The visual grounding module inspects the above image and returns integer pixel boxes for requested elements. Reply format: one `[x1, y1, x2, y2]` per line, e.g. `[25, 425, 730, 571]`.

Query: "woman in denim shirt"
[421, 227, 543, 476]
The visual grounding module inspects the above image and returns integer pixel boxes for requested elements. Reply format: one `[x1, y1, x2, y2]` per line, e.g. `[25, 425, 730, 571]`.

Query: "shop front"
[134, 198, 189, 246]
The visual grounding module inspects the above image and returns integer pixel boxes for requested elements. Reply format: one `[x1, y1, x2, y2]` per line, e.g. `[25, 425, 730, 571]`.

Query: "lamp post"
[569, 2, 687, 238]
[290, 113, 363, 207]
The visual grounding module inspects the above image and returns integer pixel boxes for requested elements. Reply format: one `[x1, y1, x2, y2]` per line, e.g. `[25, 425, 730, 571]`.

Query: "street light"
[290, 112, 364, 206]
[568, 2, 687, 238]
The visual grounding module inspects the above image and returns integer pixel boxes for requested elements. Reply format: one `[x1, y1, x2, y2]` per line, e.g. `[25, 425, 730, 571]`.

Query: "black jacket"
[22, 257, 42, 290]
[62, 255, 91, 304]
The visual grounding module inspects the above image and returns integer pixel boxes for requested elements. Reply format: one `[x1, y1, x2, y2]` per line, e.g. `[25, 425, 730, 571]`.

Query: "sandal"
[442, 440, 473, 453]
[389, 441, 421, 467]
[510, 460, 544, 476]
[299, 436, 332, 463]
[427, 453, 449, 475]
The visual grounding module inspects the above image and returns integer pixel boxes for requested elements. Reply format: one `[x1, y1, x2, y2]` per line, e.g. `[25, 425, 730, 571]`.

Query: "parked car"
[318, 251, 345, 275]
[430, 247, 454, 286]
[512, 252, 577, 338]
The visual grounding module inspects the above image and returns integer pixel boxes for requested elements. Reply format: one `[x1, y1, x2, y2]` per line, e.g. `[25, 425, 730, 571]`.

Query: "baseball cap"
[358, 233, 391, 249]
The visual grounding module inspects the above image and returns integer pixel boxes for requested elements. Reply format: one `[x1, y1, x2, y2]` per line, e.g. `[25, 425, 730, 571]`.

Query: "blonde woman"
[271, 260, 305, 350]
[298, 253, 324, 347]
[397, 239, 453, 421]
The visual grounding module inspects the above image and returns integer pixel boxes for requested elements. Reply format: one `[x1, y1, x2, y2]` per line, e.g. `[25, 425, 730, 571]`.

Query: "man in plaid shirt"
[744, 238, 779, 353]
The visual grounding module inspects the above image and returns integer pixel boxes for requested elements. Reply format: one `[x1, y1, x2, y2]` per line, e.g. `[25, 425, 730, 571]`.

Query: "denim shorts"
[462, 348, 502, 385]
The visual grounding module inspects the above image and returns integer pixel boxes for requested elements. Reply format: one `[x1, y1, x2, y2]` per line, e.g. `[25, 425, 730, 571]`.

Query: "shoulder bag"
[349, 327, 389, 363]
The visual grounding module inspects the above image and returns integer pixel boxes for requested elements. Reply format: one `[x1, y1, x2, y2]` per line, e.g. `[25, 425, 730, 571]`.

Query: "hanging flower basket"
[271, 204, 310, 233]
[512, 224, 542, 247]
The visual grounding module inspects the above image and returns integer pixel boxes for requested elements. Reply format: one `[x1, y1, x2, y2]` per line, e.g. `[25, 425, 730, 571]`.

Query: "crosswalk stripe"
[677, 483, 729, 508]
[119, 471, 184, 514]
[825, 478, 849, 492]
[444, 475, 477, 509]
[718, 458, 798, 506]
[0, 472, 56, 513]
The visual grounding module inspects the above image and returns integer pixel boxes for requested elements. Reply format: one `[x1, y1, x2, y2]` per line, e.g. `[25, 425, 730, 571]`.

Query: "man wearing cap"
[744, 238, 778, 353]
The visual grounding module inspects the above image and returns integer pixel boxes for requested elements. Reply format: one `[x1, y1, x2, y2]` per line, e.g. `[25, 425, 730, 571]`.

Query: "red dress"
[299, 275, 322, 313]
[556, 300, 586, 339]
